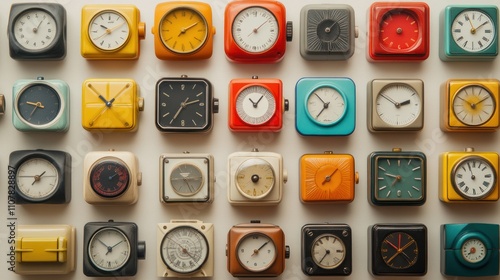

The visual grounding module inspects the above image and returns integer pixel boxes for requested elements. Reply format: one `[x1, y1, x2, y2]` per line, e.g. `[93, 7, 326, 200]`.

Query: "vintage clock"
[229, 76, 288, 132]
[440, 147, 499, 203]
[299, 151, 359, 203]
[156, 75, 219, 133]
[10, 149, 71, 204]
[295, 77, 356, 136]
[84, 220, 146, 277]
[228, 149, 287, 206]
[160, 152, 214, 203]
[8, 3, 66, 60]
[440, 5, 498, 61]
[224, 0, 293, 63]
[227, 220, 289, 277]
[441, 223, 499, 277]
[15, 224, 75, 275]
[369, 223, 427, 276]
[440, 79, 500, 132]
[83, 150, 142, 205]
[301, 223, 352, 276]
[368, 148, 426, 206]
[81, 4, 146, 60]
[152, 2, 215, 60]
[368, 79, 424, 132]
[82, 78, 144, 132]
[12, 77, 69, 132]
[157, 220, 213, 278]
[0, 94, 5, 115]
[300, 4, 357, 60]
[368, 2, 430, 62]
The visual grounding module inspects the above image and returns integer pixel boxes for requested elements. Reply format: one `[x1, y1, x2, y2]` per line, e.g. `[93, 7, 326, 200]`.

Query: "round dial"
[159, 7, 208, 54]
[232, 6, 279, 53]
[90, 159, 130, 198]
[170, 163, 204, 196]
[160, 226, 209, 274]
[237, 233, 277, 272]
[451, 156, 496, 199]
[88, 10, 130, 51]
[13, 9, 58, 51]
[16, 157, 59, 200]
[376, 83, 421, 127]
[380, 232, 418, 269]
[236, 85, 276, 125]
[306, 86, 346, 125]
[379, 10, 420, 51]
[16, 83, 62, 126]
[375, 156, 424, 201]
[236, 158, 275, 199]
[451, 10, 495, 52]
[88, 227, 131, 271]
[306, 9, 350, 52]
[461, 238, 486, 264]
[452, 85, 496, 126]
[311, 234, 346, 269]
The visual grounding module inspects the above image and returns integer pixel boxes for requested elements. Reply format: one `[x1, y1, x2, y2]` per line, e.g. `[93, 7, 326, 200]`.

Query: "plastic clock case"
[8, 3, 67, 60]
[0, 94, 5, 115]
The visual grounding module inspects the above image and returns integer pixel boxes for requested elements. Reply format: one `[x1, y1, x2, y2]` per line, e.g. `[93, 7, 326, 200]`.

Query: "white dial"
[311, 234, 346, 269]
[461, 238, 486, 263]
[307, 86, 346, 125]
[88, 10, 130, 51]
[236, 85, 276, 125]
[16, 157, 59, 200]
[232, 7, 279, 53]
[237, 233, 277, 272]
[452, 10, 495, 52]
[376, 83, 421, 127]
[88, 227, 131, 271]
[452, 85, 495, 126]
[452, 156, 496, 199]
[236, 158, 275, 199]
[13, 9, 57, 51]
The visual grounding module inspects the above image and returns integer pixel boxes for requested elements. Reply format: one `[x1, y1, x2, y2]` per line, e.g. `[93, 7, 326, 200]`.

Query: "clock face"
[379, 9, 420, 51]
[461, 238, 487, 263]
[381, 232, 418, 269]
[16, 83, 62, 126]
[13, 9, 57, 51]
[306, 9, 350, 53]
[88, 227, 131, 271]
[160, 226, 209, 274]
[90, 159, 130, 198]
[376, 83, 421, 127]
[452, 10, 495, 53]
[236, 85, 277, 125]
[232, 6, 279, 53]
[451, 156, 496, 199]
[375, 155, 424, 202]
[159, 7, 208, 54]
[306, 86, 346, 125]
[452, 85, 496, 126]
[88, 10, 130, 51]
[16, 157, 59, 200]
[170, 163, 204, 196]
[235, 158, 275, 199]
[237, 233, 277, 272]
[311, 234, 346, 269]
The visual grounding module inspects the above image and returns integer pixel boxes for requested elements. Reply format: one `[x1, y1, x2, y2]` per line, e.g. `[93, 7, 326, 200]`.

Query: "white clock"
[236, 85, 277, 125]
[88, 227, 131, 271]
[451, 10, 495, 53]
[88, 10, 130, 51]
[306, 86, 346, 125]
[13, 9, 58, 51]
[231, 6, 279, 53]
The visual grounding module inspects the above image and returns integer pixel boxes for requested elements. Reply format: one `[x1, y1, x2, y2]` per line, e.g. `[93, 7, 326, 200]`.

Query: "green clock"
[369, 148, 426, 206]
[440, 5, 498, 61]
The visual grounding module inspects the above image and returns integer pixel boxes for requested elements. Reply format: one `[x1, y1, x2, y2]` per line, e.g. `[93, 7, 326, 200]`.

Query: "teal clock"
[439, 5, 498, 61]
[12, 77, 69, 132]
[441, 223, 499, 277]
[295, 77, 355, 136]
[369, 148, 426, 206]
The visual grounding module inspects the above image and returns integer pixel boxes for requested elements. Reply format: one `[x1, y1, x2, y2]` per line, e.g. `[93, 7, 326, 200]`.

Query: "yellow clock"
[152, 1, 215, 60]
[440, 148, 499, 203]
[82, 79, 144, 132]
[441, 79, 500, 132]
[300, 151, 358, 203]
[81, 5, 146, 60]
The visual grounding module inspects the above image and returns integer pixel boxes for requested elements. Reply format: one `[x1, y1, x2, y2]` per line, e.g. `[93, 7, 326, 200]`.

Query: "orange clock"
[368, 2, 429, 62]
[300, 151, 359, 203]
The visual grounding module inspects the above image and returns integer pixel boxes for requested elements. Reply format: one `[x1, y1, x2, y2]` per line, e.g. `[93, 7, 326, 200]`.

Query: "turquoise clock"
[441, 223, 499, 277]
[295, 77, 355, 136]
[439, 5, 498, 61]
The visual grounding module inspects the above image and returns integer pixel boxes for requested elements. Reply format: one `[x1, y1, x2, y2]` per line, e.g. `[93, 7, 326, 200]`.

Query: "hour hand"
[399, 99, 411, 106]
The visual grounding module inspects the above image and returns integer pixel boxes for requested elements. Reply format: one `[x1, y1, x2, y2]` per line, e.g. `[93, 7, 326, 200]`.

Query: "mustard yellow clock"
[81, 79, 144, 132]
[81, 5, 146, 60]
[152, 1, 215, 60]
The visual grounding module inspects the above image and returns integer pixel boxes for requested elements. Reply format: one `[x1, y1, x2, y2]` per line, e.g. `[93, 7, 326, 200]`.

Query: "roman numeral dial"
[452, 156, 496, 199]
[451, 10, 495, 52]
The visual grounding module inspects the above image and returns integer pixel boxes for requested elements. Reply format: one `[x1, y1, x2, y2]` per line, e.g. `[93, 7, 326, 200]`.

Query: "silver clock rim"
[12, 8, 58, 51]
[15, 156, 60, 200]
[450, 155, 497, 200]
[88, 227, 131, 272]
[310, 233, 346, 269]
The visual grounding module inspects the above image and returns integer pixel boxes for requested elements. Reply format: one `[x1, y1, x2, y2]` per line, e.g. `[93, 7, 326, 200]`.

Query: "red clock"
[368, 2, 429, 62]
[224, 0, 293, 63]
[229, 76, 289, 132]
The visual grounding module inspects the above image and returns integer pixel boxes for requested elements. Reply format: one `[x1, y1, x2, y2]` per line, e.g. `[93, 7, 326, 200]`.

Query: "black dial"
[90, 159, 130, 198]
[306, 9, 351, 52]
[380, 232, 418, 269]
[16, 83, 61, 126]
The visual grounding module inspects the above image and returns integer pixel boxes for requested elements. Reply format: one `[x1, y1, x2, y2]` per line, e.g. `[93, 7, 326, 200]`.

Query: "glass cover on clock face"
[451, 10, 495, 53]
[232, 6, 279, 53]
[375, 156, 424, 201]
[170, 163, 204, 196]
[236, 85, 277, 125]
[88, 227, 131, 271]
[160, 7, 208, 54]
[379, 10, 420, 51]
[461, 238, 486, 263]
[13, 9, 58, 51]
[376, 83, 421, 127]
[311, 234, 346, 269]
[452, 156, 496, 199]
[16, 83, 61, 126]
[306, 86, 346, 125]
[88, 10, 130, 51]
[452, 85, 495, 126]
[16, 157, 59, 200]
